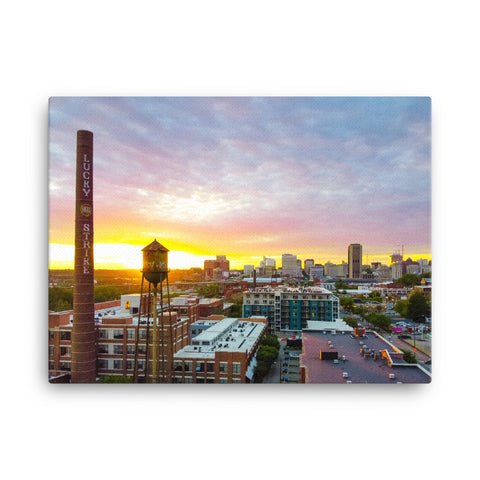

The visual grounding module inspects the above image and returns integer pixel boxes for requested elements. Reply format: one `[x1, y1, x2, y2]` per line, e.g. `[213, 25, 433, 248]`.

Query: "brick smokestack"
[71, 130, 96, 383]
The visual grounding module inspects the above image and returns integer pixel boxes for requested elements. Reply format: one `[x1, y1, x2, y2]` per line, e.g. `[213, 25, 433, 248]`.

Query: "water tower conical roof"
[141, 239, 169, 252]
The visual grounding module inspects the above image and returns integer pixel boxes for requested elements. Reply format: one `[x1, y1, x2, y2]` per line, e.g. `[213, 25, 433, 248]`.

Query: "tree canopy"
[406, 292, 431, 322]
[397, 274, 422, 288]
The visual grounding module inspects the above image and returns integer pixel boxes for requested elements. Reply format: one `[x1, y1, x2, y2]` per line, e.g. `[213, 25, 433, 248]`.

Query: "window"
[138, 345, 146, 355]
[206, 378, 215, 383]
[127, 329, 135, 340]
[60, 346, 71, 357]
[114, 345, 123, 355]
[232, 363, 241, 375]
[113, 329, 124, 339]
[127, 344, 135, 355]
[139, 329, 147, 340]
[184, 361, 192, 372]
[98, 329, 108, 339]
[98, 359, 108, 369]
[49, 346, 54, 356]
[60, 362, 71, 371]
[219, 362, 228, 373]
[184, 376, 192, 383]
[195, 377, 204, 383]
[126, 360, 134, 370]
[196, 362, 205, 372]
[207, 362, 214, 373]
[219, 378, 228, 384]
[60, 331, 71, 341]
[113, 360, 123, 370]
[174, 361, 183, 371]
[98, 344, 109, 354]
[49, 331, 54, 341]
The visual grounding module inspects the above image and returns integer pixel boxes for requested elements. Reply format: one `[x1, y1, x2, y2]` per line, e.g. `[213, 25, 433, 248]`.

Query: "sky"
[48, 96, 431, 270]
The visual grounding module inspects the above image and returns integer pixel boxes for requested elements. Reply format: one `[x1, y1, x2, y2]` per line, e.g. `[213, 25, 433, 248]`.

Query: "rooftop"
[245, 286, 334, 295]
[175, 316, 267, 359]
[301, 331, 431, 384]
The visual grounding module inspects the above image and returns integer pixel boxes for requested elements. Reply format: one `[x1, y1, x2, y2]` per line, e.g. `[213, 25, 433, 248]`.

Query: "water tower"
[139, 239, 170, 383]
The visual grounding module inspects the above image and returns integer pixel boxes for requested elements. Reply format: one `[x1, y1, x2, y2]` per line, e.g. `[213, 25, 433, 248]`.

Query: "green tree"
[197, 283, 220, 298]
[229, 295, 244, 318]
[365, 313, 392, 332]
[343, 317, 359, 329]
[340, 296, 355, 312]
[49, 287, 73, 311]
[94, 285, 123, 303]
[261, 334, 280, 349]
[407, 292, 431, 322]
[253, 361, 271, 382]
[394, 299, 408, 317]
[335, 280, 348, 291]
[257, 345, 279, 364]
[97, 375, 132, 383]
[400, 349, 417, 364]
[397, 274, 421, 288]
[368, 291, 383, 303]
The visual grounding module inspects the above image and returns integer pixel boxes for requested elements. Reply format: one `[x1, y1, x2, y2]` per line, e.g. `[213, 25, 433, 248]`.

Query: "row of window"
[50, 360, 244, 380]
[246, 294, 328, 300]
[173, 360, 241, 374]
[174, 377, 241, 383]
[50, 328, 164, 342]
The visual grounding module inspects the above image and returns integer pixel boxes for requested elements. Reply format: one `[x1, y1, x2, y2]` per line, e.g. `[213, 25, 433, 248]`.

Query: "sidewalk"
[390, 335, 431, 362]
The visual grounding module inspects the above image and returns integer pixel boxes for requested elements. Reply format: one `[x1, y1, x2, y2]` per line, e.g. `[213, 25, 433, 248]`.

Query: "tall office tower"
[304, 259, 314, 274]
[71, 130, 96, 383]
[282, 254, 299, 278]
[348, 243, 363, 279]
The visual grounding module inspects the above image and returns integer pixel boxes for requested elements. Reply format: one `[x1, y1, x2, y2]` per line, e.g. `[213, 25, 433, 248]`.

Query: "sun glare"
[49, 243, 431, 271]
[49, 243, 215, 270]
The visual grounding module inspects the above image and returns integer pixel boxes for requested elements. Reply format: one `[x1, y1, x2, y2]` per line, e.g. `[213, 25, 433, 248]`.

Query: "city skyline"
[49, 97, 431, 270]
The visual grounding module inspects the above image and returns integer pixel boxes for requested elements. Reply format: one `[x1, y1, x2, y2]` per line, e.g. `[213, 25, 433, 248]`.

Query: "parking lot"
[262, 338, 302, 383]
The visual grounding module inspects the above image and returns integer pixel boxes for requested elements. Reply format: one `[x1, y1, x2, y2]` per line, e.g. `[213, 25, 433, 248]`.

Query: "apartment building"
[242, 286, 340, 332]
[48, 294, 201, 382]
[173, 316, 267, 383]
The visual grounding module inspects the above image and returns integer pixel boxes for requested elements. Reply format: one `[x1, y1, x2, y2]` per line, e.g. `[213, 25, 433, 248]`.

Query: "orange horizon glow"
[48, 243, 431, 271]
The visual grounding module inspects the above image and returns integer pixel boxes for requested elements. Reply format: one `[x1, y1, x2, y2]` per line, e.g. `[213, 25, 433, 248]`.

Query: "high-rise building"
[304, 259, 314, 274]
[348, 244, 363, 279]
[243, 264, 254, 276]
[310, 265, 324, 280]
[282, 254, 300, 278]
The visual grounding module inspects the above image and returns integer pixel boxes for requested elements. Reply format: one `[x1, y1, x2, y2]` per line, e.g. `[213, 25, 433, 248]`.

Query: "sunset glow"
[48, 97, 431, 271]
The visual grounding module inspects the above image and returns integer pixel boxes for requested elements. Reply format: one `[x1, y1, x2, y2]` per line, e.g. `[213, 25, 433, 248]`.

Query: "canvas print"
[48, 97, 431, 384]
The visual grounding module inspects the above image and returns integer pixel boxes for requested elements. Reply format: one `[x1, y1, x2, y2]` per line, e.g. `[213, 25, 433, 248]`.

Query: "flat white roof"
[175, 317, 267, 359]
[305, 319, 354, 332]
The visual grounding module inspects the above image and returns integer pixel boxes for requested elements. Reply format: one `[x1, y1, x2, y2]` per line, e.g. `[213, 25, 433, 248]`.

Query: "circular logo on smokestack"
[80, 204, 92, 217]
